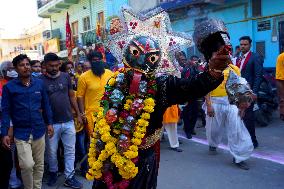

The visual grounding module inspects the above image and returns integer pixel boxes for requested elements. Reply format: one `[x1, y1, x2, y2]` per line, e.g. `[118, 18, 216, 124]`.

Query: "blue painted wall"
[168, 0, 284, 67]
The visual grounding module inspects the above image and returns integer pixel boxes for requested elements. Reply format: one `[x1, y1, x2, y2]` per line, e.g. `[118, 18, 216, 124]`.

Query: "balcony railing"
[37, 0, 79, 18]
[37, 0, 53, 9]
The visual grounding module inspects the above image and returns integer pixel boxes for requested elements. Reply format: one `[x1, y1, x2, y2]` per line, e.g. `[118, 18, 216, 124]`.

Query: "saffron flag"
[96, 22, 101, 38]
[66, 12, 73, 61]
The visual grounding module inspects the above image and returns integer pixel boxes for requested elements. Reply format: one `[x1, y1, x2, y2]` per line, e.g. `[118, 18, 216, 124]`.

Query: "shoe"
[64, 176, 83, 189]
[253, 141, 259, 149]
[170, 147, 183, 152]
[185, 133, 192, 139]
[47, 172, 58, 187]
[208, 146, 217, 155]
[233, 158, 250, 170]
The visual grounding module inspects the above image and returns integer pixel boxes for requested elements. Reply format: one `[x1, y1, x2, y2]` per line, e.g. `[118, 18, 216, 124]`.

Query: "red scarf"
[236, 51, 252, 70]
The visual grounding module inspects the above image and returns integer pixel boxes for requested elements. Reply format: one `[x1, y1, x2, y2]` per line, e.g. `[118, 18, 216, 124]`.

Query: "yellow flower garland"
[86, 70, 156, 181]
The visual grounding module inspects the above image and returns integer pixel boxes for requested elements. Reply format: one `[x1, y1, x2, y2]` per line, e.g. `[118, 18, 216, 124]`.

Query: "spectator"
[1, 54, 53, 189]
[237, 36, 263, 148]
[181, 55, 204, 139]
[41, 61, 47, 75]
[0, 61, 18, 189]
[41, 53, 83, 188]
[175, 51, 188, 68]
[95, 43, 106, 62]
[0, 61, 22, 189]
[105, 47, 117, 71]
[234, 45, 241, 58]
[163, 105, 182, 152]
[75, 63, 83, 77]
[82, 61, 91, 73]
[60, 61, 77, 90]
[31, 60, 42, 77]
[276, 52, 284, 120]
[77, 51, 113, 137]
[60, 61, 74, 74]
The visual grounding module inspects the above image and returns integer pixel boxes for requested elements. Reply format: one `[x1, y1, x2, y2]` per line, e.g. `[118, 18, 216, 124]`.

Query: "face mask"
[46, 71, 60, 79]
[91, 61, 105, 77]
[6, 70, 18, 78]
[32, 72, 42, 77]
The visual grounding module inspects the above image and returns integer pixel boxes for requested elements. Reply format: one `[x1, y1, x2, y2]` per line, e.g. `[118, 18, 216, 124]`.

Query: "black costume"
[93, 72, 223, 189]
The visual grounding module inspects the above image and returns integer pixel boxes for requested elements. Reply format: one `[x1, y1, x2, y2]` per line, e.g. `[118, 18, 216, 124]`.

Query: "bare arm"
[69, 90, 80, 116]
[77, 96, 85, 115]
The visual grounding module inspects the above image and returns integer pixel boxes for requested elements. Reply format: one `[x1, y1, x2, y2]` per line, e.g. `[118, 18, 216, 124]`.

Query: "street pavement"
[43, 115, 284, 189]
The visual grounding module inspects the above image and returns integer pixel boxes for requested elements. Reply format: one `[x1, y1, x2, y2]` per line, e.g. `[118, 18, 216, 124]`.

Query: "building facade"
[37, 0, 128, 57]
[0, 19, 50, 62]
[160, 0, 284, 68]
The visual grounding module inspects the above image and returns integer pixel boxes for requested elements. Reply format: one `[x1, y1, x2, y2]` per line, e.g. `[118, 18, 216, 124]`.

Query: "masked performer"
[87, 7, 230, 189]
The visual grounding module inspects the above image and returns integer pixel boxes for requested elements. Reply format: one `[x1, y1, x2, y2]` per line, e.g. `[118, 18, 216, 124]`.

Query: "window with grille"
[256, 41, 265, 59]
[83, 17, 90, 31]
[72, 21, 79, 45]
[252, 0, 261, 17]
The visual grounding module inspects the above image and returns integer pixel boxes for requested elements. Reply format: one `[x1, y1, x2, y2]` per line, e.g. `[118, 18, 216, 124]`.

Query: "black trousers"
[0, 145, 13, 189]
[243, 104, 258, 144]
[182, 100, 199, 135]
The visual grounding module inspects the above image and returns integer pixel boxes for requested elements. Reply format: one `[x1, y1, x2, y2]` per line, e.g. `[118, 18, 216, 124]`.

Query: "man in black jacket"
[237, 36, 263, 148]
[181, 55, 204, 139]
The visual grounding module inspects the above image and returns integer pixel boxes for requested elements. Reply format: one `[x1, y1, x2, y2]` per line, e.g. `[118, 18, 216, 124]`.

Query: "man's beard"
[91, 61, 105, 77]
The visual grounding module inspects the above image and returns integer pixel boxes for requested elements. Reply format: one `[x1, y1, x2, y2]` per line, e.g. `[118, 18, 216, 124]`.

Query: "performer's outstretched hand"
[208, 46, 231, 79]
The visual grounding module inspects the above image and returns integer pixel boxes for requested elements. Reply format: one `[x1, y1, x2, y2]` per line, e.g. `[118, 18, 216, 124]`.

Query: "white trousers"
[164, 123, 179, 148]
[204, 97, 253, 163]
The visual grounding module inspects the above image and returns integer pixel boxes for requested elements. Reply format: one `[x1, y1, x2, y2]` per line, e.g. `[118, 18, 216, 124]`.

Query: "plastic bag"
[226, 70, 254, 107]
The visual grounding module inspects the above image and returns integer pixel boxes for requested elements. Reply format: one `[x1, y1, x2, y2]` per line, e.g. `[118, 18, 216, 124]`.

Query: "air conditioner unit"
[42, 29, 61, 40]
[43, 30, 52, 40]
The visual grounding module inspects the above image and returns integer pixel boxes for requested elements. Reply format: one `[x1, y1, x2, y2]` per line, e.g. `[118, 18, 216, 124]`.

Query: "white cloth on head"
[164, 123, 179, 148]
[203, 96, 253, 163]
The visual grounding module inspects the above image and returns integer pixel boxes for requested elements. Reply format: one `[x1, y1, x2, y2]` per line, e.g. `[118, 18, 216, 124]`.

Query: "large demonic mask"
[107, 7, 192, 77]
[124, 36, 161, 74]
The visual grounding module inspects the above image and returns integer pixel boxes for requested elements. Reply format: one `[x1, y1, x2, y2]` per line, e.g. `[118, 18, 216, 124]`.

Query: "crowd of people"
[0, 34, 283, 189]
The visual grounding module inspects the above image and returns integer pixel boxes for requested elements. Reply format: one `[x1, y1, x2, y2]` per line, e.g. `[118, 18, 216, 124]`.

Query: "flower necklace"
[86, 68, 157, 188]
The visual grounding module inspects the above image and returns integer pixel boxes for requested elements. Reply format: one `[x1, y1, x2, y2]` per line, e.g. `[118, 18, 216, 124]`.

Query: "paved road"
[43, 116, 284, 189]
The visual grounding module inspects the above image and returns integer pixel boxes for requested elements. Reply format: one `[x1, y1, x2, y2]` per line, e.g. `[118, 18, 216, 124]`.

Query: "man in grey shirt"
[41, 53, 83, 189]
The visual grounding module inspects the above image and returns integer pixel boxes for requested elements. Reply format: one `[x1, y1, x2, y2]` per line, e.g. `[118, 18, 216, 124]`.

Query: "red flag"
[66, 12, 73, 61]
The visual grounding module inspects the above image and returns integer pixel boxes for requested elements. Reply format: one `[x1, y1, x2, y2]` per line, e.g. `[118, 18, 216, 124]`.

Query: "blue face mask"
[32, 72, 42, 77]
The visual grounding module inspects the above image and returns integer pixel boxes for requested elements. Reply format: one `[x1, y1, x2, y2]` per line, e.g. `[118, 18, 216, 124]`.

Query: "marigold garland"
[86, 68, 157, 187]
